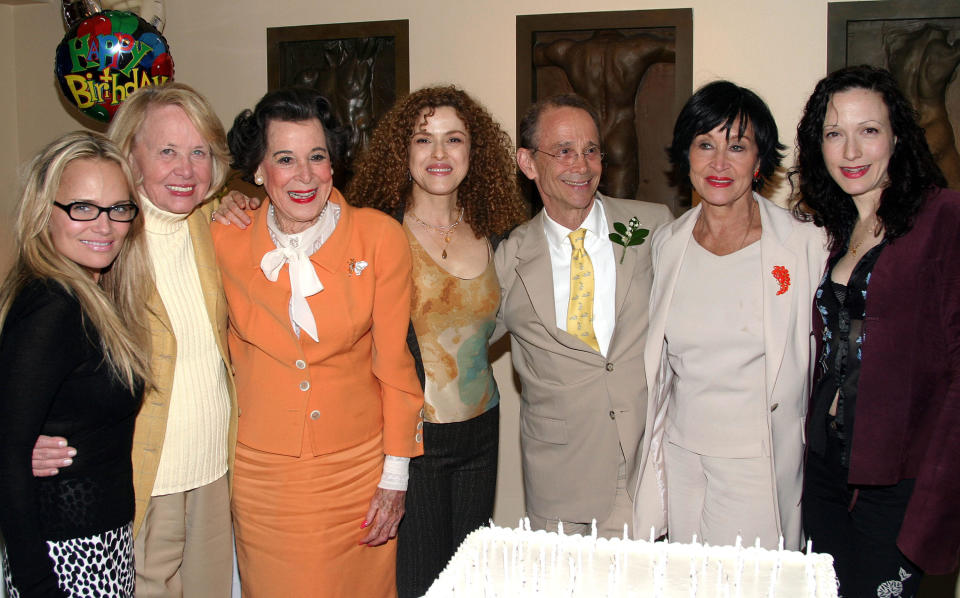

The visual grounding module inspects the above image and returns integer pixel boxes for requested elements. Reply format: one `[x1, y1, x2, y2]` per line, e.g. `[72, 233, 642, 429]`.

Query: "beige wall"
[0, 5, 19, 274]
[0, 0, 873, 277]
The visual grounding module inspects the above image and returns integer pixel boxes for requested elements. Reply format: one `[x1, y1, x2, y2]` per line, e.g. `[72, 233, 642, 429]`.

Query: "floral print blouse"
[808, 241, 886, 466]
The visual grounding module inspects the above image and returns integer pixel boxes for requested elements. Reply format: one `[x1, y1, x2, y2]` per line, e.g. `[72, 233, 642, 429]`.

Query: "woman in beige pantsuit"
[636, 81, 828, 550]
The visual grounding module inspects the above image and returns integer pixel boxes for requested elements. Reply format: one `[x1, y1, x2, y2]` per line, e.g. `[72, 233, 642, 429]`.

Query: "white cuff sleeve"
[378, 455, 410, 491]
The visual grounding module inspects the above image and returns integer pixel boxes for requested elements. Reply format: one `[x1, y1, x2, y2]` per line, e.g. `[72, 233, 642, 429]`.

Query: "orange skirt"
[232, 433, 396, 598]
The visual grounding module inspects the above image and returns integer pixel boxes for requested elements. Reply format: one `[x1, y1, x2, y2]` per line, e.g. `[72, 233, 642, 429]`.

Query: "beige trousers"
[134, 475, 233, 598]
[527, 456, 633, 540]
[665, 440, 780, 549]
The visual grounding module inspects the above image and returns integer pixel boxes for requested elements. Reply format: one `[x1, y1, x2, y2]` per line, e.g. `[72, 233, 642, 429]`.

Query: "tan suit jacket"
[130, 201, 238, 536]
[494, 195, 673, 524]
[634, 194, 828, 547]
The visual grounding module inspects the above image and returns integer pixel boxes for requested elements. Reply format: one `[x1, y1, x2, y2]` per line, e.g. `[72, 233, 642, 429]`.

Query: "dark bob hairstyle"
[228, 87, 349, 183]
[668, 80, 785, 192]
[790, 65, 945, 250]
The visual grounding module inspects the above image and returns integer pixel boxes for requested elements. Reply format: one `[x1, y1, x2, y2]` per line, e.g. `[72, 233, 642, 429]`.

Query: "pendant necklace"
[411, 207, 464, 259]
[849, 216, 879, 257]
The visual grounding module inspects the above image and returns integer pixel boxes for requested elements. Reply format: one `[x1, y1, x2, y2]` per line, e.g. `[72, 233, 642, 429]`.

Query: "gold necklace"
[849, 217, 879, 257]
[849, 238, 866, 257]
[411, 207, 464, 259]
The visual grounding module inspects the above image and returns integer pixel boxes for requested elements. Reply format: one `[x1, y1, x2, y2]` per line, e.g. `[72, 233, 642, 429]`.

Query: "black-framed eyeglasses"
[54, 201, 139, 222]
[533, 146, 605, 166]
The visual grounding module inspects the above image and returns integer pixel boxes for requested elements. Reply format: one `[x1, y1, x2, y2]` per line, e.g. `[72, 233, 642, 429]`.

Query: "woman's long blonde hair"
[0, 131, 153, 390]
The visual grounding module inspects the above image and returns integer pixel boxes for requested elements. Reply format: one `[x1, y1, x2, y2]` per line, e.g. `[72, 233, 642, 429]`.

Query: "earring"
[254, 174, 263, 186]
[753, 168, 760, 179]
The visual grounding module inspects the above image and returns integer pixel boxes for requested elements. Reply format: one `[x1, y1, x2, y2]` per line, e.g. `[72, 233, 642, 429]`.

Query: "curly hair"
[668, 80, 785, 193]
[790, 65, 946, 250]
[346, 85, 528, 238]
[228, 87, 349, 182]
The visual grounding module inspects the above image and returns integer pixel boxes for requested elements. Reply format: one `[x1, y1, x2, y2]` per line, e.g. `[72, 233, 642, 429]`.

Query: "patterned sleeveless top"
[405, 225, 500, 423]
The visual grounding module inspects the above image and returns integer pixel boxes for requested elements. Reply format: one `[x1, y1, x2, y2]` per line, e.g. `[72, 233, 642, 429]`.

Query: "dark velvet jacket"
[810, 187, 960, 575]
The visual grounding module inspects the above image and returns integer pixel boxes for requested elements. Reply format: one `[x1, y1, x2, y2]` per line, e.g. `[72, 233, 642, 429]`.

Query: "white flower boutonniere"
[608, 217, 650, 264]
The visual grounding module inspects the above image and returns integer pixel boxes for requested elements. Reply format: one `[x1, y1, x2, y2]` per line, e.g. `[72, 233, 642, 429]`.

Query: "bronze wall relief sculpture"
[829, 1, 960, 191]
[267, 20, 409, 188]
[518, 10, 693, 214]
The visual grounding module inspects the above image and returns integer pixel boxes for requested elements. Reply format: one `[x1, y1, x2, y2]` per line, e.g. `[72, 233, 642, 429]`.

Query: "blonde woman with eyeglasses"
[0, 131, 152, 597]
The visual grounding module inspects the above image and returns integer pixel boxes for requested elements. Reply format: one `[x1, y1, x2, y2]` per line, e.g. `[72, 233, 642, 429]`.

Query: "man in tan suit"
[494, 95, 672, 538]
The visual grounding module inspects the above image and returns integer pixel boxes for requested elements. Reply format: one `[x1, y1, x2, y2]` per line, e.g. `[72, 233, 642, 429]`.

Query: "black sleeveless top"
[808, 242, 886, 466]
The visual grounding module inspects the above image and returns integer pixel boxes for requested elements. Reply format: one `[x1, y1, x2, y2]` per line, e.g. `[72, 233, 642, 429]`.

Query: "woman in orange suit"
[212, 88, 424, 597]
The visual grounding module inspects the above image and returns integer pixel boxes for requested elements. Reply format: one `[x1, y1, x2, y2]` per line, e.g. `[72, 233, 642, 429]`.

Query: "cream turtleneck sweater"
[143, 198, 230, 495]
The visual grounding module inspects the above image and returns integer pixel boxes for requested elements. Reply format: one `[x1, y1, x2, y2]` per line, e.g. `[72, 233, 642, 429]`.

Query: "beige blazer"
[130, 201, 238, 536]
[494, 195, 673, 524]
[633, 194, 828, 548]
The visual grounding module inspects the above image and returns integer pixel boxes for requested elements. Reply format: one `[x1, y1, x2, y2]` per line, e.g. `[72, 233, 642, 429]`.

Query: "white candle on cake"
[615, 545, 622, 591]
[510, 542, 523, 581]
[539, 545, 545, 591]
[502, 540, 509, 591]
[701, 541, 708, 584]
[766, 547, 782, 598]
[735, 535, 745, 598]
[653, 542, 667, 597]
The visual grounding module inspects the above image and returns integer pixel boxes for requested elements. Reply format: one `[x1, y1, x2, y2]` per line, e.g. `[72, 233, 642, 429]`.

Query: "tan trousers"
[527, 456, 633, 540]
[134, 475, 233, 598]
[665, 440, 780, 549]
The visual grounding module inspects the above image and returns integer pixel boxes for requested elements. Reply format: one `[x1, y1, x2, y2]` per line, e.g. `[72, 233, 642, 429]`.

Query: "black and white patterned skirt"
[2, 522, 134, 597]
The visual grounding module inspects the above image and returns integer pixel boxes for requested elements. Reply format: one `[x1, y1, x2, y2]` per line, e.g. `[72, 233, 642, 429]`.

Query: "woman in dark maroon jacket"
[792, 64, 959, 597]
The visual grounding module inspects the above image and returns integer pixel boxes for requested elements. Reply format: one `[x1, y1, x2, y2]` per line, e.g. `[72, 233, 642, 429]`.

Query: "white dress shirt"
[542, 198, 616, 356]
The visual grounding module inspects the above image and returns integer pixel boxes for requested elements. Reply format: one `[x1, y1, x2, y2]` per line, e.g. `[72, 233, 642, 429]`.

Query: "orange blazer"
[212, 190, 424, 458]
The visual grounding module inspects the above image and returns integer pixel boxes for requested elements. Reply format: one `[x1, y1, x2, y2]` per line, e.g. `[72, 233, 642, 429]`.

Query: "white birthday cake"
[425, 522, 838, 597]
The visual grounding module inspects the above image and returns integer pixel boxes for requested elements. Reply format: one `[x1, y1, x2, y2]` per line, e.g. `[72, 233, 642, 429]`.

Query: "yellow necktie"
[567, 228, 599, 351]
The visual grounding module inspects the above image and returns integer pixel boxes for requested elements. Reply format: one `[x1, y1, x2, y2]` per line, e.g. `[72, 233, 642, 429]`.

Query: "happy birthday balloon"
[54, 10, 174, 123]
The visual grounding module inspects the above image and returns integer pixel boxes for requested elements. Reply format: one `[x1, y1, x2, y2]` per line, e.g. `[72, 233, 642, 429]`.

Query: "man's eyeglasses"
[533, 146, 604, 166]
[54, 201, 139, 222]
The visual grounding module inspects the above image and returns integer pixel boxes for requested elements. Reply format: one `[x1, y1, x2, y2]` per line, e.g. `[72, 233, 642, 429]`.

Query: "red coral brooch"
[772, 265, 790, 295]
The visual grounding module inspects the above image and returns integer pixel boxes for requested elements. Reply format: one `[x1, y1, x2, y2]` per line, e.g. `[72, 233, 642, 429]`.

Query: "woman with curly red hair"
[347, 85, 527, 597]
